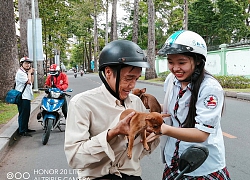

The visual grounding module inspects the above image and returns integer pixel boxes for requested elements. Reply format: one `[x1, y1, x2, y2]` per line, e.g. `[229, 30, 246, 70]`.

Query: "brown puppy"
[120, 109, 170, 159]
[132, 88, 161, 113]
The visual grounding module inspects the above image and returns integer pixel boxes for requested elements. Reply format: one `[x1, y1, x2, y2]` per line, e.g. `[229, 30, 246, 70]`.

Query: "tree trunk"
[18, 0, 44, 88]
[110, 0, 118, 41]
[105, 0, 109, 45]
[183, 0, 188, 30]
[145, 0, 156, 80]
[0, 0, 19, 100]
[132, 0, 139, 44]
[93, 0, 98, 73]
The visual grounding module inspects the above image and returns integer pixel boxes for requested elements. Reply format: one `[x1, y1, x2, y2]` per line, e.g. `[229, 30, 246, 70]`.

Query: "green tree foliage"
[39, 0, 76, 69]
[188, 0, 218, 46]
[67, 0, 105, 70]
[189, 0, 250, 46]
[70, 42, 84, 67]
[35, 0, 250, 72]
[216, 0, 248, 44]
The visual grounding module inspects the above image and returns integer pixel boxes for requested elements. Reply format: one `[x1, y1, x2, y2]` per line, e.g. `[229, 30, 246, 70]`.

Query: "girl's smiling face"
[167, 54, 197, 87]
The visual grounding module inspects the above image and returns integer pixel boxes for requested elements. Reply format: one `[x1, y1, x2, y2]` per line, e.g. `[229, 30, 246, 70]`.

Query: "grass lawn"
[0, 93, 40, 126]
[0, 102, 18, 125]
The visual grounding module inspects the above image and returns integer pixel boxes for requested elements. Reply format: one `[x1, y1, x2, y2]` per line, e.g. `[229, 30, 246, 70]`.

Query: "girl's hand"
[146, 132, 161, 143]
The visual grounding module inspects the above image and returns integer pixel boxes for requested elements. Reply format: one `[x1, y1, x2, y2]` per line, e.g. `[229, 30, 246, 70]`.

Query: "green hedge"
[215, 75, 250, 89]
[157, 71, 250, 89]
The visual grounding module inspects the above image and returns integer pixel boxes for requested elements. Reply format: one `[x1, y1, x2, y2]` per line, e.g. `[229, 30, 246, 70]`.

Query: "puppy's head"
[132, 88, 146, 96]
[145, 112, 170, 135]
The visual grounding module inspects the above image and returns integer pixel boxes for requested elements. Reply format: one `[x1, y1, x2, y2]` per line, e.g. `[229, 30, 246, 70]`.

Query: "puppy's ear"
[141, 88, 146, 93]
[145, 114, 152, 120]
[161, 114, 171, 118]
[132, 88, 140, 96]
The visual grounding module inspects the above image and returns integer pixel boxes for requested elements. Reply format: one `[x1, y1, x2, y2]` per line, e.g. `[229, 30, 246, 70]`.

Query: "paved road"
[0, 72, 249, 180]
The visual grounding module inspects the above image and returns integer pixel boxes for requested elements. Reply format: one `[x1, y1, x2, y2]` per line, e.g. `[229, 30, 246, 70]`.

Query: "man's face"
[22, 61, 31, 71]
[106, 66, 142, 100]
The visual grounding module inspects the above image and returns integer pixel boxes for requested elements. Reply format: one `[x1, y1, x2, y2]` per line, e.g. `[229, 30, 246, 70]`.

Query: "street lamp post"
[31, 0, 38, 91]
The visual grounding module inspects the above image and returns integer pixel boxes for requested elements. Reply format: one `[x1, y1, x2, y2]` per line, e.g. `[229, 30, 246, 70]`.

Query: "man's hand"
[107, 111, 135, 142]
[28, 67, 34, 74]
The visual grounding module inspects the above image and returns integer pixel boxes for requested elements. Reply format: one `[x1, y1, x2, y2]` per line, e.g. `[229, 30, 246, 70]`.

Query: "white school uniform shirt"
[162, 74, 226, 176]
[15, 67, 33, 100]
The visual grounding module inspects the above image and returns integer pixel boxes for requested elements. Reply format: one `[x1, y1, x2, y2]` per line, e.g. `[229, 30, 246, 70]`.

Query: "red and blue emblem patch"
[204, 95, 218, 109]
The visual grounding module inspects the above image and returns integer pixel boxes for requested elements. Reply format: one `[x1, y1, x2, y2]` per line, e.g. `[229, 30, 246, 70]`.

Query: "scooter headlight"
[50, 91, 61, 98]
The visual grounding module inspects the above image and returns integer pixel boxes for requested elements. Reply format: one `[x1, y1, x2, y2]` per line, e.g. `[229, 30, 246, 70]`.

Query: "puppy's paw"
[127, 152, 132, 159]
[143, 143, 149, 151]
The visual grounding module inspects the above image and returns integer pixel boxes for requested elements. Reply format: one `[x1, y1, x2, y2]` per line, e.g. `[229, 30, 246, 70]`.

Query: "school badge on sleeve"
[204, 95, 218, 109]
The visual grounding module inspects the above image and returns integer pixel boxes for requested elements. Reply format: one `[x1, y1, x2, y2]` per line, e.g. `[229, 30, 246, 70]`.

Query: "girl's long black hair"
[182, 54, 213, 128]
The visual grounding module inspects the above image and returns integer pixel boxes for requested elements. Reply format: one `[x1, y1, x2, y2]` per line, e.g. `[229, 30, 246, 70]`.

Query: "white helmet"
[20, 56, 32, 63]
[49, 64, 60, 76]
[158, 30, 207, 60]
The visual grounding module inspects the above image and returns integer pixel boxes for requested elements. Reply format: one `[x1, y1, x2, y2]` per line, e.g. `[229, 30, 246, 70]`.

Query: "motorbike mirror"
[66, 89, 73, 92]
[176, 144, 209, 180]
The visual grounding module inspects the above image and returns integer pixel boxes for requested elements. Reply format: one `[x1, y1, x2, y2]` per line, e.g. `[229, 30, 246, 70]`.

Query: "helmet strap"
[55, 71, 60, 77]
[115, 65, 122, 100]
[99, 66, 122, 101]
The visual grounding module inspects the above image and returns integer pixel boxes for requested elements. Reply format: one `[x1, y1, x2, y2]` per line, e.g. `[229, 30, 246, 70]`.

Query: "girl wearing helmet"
[16, 56, 35, 136]
[148, 30, 230, 179]
[65, 40, 160, 179]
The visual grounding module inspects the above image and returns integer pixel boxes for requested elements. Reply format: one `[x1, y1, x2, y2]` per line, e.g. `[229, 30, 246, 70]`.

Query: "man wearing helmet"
[64, 40, 159, 179]
[147, 30, 231, 179]
[16, 56, 35, 137]
[44, 64, 69, 119]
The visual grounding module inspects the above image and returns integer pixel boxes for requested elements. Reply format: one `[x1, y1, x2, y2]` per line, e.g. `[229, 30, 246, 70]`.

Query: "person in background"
[44, 64, 69, 119]
[16, 56, 35, 137]
[80, 69, 84, 76]
[64, 40, 160, 180]
[147, 30, 231, 179]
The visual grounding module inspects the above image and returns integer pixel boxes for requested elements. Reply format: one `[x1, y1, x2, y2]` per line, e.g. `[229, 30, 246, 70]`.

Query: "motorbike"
[176, 144, 209, 180]
[74, 71, 77, 78]
[80, 71, 84, 77]
[37, 87, 73, 145]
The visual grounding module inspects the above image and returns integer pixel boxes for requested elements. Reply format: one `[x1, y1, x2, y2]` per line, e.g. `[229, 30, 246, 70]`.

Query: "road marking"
[223, 132, 237, 139]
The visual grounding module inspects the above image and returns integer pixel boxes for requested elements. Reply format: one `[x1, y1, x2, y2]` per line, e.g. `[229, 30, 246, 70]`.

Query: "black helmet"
[98, 40, 149, 101]
[99, 40, 150, 71]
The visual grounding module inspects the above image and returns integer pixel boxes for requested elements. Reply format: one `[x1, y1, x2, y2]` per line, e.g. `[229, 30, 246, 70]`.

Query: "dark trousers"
[62, 96, 67, 119]
[94, 173, 142, 180]
[17, 99, 31, 133]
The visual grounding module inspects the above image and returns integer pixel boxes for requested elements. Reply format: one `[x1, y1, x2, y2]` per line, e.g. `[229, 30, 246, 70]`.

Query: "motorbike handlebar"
[39, 88, 48, 91]
[65, 94, 71, 98]
[39, 88, 72, 96]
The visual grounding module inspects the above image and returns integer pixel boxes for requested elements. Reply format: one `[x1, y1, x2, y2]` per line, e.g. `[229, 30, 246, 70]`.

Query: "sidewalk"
[0, 92, 44, 162]
[0, 81, 250, 163]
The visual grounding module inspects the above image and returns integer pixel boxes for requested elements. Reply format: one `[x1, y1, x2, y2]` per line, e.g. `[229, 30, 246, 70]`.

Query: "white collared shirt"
[64, 84, 160, 179]
[163, 74, 226, 176]
[15, 68, 33, 100]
